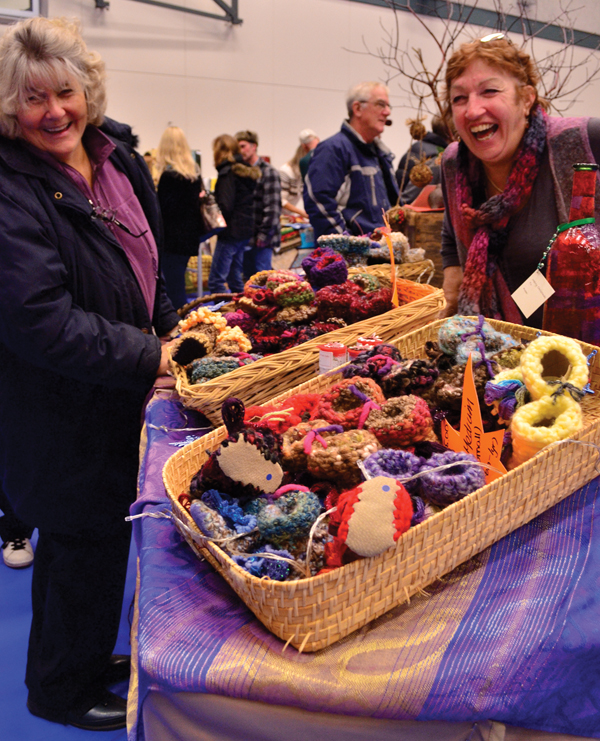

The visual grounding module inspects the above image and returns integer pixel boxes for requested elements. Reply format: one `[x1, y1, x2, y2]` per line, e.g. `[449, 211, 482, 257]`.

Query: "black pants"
[0, 484, 33, 543]
[25, 520, 132, 720]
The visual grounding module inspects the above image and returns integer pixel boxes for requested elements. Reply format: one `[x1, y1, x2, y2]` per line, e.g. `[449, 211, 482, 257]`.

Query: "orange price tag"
[440, 354, 507, 484]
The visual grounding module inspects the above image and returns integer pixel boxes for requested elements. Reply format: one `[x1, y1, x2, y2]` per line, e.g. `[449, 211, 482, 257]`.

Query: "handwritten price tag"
[440, 354, 506, 484]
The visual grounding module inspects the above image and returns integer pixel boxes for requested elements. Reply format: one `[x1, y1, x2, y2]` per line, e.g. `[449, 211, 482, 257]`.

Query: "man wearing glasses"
[304, 81, 398, 239]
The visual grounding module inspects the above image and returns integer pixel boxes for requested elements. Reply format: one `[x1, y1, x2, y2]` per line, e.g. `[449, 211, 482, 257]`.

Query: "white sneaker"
[2, 537, 34, 568]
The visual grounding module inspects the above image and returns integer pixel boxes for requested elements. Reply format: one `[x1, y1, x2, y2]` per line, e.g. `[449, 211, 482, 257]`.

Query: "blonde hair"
[0, 16, 106, 139]
[212, 134, 239, 167]
[286, 143, 305, 175]
[155, 126, 199, 181]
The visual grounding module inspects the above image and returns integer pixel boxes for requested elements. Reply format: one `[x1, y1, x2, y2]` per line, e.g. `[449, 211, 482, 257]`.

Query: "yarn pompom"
[418, 451, 486, 506]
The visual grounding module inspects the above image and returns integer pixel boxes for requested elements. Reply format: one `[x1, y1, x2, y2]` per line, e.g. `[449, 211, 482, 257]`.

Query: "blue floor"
[0, 529, 136, 740]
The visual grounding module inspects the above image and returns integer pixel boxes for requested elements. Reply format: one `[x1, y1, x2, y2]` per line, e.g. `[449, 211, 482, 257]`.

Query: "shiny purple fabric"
[130, 393, 600, 740]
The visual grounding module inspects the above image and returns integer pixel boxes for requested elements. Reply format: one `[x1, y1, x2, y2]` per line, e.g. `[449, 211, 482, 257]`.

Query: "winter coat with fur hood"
[214, 154, 261, 242]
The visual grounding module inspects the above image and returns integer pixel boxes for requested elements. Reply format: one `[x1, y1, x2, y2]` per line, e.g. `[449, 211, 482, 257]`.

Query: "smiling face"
[450, 59, 535, 175]
[350, 85, 391, 143]
[16, 74, 88, 166]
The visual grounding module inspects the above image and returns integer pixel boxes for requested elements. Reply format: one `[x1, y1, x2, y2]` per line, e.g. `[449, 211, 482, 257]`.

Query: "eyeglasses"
[90, 203, 148, 238]
[361, 99, 392, 111]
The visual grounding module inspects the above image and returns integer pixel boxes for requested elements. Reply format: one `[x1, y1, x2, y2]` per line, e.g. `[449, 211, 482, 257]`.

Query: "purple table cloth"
[128, 392, 600, 740]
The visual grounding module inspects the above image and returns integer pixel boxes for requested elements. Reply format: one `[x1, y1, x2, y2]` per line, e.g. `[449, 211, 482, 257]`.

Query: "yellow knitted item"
[509, 394, 583, 468]
[216, 325, 252, 353]
[520, 336, 588, 400]
[178, 307, 228, 334]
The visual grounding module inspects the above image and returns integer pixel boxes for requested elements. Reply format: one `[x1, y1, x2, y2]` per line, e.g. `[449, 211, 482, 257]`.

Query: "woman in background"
[280, 128, 319, 217]
[156, 126, 204, 309]
[208, 134, 261, 294]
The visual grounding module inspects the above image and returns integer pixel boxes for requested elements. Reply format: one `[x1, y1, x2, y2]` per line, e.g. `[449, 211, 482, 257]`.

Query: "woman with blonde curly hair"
[0, 16, 179, 730]
[156, 125, 204, 308]
[440, 34, 600, 331]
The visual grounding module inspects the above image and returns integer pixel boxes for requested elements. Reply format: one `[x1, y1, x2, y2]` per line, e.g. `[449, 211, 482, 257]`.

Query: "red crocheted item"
[244, 393, 321, 434]
[311, 377, 386, 429]
[324, 476, 413, 568]
[316, 282, 393, 324]
[364, 395, 434, 448]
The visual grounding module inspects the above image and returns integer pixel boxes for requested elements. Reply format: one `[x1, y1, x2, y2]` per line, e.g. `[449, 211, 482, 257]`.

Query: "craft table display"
[127, 391, 600, 741]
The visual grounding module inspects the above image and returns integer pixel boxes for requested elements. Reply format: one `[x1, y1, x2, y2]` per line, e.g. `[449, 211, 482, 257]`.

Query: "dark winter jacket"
[396, 131, 448, 204]
[214, 155, 261, 242]
[157, 168, 205, 255]
[0, 117, 179, 534]
[304, 121, 398, 238]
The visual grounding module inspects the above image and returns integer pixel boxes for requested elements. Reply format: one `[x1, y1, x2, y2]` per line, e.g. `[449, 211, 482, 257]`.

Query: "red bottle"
[543, 163, 600, 343]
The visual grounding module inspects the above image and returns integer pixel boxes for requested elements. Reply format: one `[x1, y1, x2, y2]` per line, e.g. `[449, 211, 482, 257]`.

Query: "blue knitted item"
[419, 451, 486, 506]
[201, 489, 257, 535]
[233, 545, 293, 581]
[256, 490, 322, 548]
[363, 449, 423, 495]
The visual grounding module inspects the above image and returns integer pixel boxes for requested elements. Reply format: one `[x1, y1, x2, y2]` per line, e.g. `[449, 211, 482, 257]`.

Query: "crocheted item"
[509, 394, 583, 468]
[282, 421, 343, 472]
[364, 395, 434, 448]
[316, 282, 393, 324]
[178, 307, 228, 334]
[275, 304, 319, 324]
[438, 315, 518, 364]
[307, 428, 381, 487]
[201, 489, 257, 534]
[215, 325, 252, 353]
[249, 321, 292, 354]
[303, 249, 349, 290]
[423, 362, 493, 411]
[256, 490, 322, 548]
[325, 476, 413, 566]
[232, 546, 293, 581]
[454, 106, 547, 321]
[363, 448, 422, 495]
[190, 398, 284, 504]
[273, 280, 315, 307]
[244, 269, 300, 300]
[188, 356, 244, 384]
[385, 205, 406, 231]
[484, 368, 529, 423]
[245, 394, 321, 435]
[236, 295, 275, 318]
[171, 326, 217, 366]
[189, 500, 258, 552]
[519, 335, 589, 401]
[370, 230, 411, 263]
[418, 451, 486, 506]
[381, 358, 439, 397]
[222, 310, 257, 334]
[312, 377, 386, 429]
[348, 272, 380, 293]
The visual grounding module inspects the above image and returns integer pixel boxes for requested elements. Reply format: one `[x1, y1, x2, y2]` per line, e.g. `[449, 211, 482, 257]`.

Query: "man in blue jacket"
[304, 81, 398, 239]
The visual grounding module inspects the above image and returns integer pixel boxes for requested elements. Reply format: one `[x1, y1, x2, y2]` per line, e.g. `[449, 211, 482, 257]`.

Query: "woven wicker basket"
[163, 319, 600, 652]
[348, 259, 435, 287]
[170, 277, 444, 426]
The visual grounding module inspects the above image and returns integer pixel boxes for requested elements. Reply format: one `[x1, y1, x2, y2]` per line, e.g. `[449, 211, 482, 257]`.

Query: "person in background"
[396, 114, 451, 204]
[304, 81, 398, 238]
[279, 129, 319, 217]
[440, 33, 600, 328]
[143, 148, 158, 187]
[0, 17, 178, 730]
[235, 129, 281, 276]
[155, 126, 204, 310]
[0, 485, 34, 568]
[298, 128, 320, 182]
[208, 134, 261, 293]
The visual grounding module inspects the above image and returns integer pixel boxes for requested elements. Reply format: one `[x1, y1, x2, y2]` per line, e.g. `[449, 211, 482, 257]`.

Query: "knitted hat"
[170, 325, 217, 367]
[190, 397, 284, 504]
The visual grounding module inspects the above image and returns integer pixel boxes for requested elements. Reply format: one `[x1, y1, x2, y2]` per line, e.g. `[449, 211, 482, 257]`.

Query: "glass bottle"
[543, 163, 600, 343]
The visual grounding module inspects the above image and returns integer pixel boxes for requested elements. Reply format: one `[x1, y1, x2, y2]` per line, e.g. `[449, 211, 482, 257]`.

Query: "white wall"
[12, 0, 600, 179]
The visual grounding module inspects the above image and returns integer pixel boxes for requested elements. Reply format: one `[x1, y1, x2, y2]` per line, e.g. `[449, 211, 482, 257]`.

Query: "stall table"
[127, 392, 600, 741]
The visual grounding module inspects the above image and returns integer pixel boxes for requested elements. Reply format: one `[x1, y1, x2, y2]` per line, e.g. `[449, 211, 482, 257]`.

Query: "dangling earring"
[525, 112, 530, 129]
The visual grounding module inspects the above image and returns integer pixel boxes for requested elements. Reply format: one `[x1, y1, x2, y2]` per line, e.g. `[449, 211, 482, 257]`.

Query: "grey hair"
[0, 16, 106, 139]
[346, 81, 389, 118]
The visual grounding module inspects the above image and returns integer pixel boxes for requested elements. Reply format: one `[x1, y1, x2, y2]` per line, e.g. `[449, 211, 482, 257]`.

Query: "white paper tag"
[511, 270, 555, 318]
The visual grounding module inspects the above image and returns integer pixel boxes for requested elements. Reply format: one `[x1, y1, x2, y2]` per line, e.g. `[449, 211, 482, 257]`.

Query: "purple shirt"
[31, 126, 159, 318]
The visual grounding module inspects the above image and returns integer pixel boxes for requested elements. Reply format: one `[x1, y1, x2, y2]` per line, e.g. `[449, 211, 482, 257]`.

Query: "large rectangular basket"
[171, 277, 444, 426]
[163, 319, 600, 652]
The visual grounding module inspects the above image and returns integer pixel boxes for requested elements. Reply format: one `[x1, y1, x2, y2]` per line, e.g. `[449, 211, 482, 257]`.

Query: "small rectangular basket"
[170, 276, 444, 426]
[163, 319, 600, 652]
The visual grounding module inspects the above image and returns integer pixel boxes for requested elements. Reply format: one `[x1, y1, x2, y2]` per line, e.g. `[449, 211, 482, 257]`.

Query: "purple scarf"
[456, 105, 548, 322]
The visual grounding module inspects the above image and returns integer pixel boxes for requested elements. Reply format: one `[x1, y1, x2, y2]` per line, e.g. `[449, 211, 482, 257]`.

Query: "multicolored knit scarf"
[456, 105, 548, 321]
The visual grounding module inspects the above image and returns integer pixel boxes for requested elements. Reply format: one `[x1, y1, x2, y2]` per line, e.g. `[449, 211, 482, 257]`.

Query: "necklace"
[486, 173, 505, 195]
